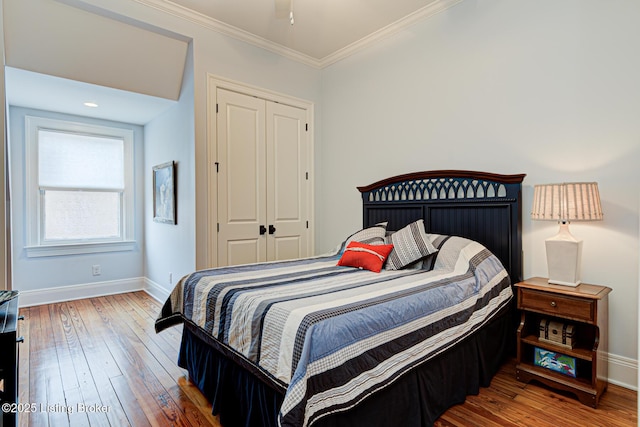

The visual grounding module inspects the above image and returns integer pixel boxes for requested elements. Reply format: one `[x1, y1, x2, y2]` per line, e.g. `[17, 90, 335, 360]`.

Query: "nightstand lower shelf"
[516, 362, 606, 408]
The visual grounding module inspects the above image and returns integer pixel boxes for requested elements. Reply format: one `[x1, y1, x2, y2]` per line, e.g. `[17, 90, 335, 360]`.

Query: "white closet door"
[266, 102, 309, 261]
[217, 89, 267, 266]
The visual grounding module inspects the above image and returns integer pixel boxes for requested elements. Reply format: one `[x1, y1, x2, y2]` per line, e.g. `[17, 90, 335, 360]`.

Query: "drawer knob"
[550, 301, 557, 307]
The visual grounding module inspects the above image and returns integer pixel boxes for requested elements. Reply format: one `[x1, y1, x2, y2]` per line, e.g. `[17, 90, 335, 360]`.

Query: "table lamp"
[531, 182, 603, 286]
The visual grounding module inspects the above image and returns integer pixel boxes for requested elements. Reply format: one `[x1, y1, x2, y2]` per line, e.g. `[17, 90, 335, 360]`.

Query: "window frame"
[25, 116, 136, 257]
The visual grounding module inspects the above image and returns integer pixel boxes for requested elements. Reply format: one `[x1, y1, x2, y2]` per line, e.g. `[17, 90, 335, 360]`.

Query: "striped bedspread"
[155, 235, 513, 427]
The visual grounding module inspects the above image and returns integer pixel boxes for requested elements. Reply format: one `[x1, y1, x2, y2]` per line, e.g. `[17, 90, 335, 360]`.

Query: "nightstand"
[515, 277, 611, 408]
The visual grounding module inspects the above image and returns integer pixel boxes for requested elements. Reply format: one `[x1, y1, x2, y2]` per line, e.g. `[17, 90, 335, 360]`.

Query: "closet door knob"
[259, 225, 267, 235]
[269, 225, 276, 235]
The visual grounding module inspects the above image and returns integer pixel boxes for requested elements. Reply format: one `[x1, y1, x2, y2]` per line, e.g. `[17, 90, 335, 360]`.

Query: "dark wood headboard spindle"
[358, 170, 526, 284]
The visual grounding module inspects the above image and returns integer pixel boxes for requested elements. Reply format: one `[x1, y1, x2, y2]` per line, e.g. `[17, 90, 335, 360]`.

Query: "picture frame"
[153, 161, 176, 224]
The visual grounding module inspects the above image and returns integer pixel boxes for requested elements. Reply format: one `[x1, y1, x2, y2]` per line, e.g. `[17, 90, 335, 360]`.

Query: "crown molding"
[132, 0, 322, 67]
[319, 0, 463, 67]
[132, 0, 463, 69]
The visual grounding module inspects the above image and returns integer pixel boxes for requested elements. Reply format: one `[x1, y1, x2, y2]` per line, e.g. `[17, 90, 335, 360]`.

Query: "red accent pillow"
[337, 241, 394, 273]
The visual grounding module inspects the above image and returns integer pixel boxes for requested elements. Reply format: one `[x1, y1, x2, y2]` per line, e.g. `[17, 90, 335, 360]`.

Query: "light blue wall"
[8, 106, 145, 290]
[320, 0, 640, 365]
[143, 43, 195, 292]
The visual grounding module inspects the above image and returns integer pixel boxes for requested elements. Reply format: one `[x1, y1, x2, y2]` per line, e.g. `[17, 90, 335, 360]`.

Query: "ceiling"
[5, 67, 177, 125]
[4, 0, 187, 125]
[147, 0, 462, 68]
[4, 0, 462, 124]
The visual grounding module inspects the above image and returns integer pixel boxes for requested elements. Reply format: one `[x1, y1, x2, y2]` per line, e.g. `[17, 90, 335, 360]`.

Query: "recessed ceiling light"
[84, 101, 99, 108]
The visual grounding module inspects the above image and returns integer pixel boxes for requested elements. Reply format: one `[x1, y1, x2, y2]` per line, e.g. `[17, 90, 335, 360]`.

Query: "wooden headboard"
[358, 170, 526, 284]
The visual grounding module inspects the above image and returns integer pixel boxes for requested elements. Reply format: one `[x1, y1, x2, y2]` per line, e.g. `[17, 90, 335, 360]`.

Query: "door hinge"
[305, 123, 308, 132]
[216, 103, 219, 113]
[215, 162, 219, 173]
[306, 221, 309, 229]
[217, 223, 220, 232]
[305, 172, 308, 180]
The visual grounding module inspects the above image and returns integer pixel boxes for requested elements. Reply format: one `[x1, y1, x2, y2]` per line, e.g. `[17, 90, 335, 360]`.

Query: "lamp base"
[545, 223, 583, 287]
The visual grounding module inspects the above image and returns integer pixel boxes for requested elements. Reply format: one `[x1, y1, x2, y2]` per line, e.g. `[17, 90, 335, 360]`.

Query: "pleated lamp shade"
[531, 182, 603, 222]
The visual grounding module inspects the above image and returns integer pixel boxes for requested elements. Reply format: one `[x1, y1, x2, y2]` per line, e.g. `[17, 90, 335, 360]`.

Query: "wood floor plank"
[47, 303, 91, 426]
[18, 292, 636, 427]
[100, 293, 215, 427]
[90, 296, 187, 427]
[124, 291, 164, 321]
[109, 374, 153, 427]
[65, 299, 123, 378]
[445, 358, 637, 427]
[41, 305, 71, 427]
[111, 293, 181, 368]
[129, 291, 184, 346]
[72, 296, 165, 426]
[23, 305, 47, 427]
[92, 297, 190, 426]
[64, 298, 132, 427]
[73, 296, 163, 427]
[120, 292, 218, 426]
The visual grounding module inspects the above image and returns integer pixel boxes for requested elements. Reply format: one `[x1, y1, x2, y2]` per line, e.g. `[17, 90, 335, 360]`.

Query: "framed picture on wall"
[153, 161, 176, 224]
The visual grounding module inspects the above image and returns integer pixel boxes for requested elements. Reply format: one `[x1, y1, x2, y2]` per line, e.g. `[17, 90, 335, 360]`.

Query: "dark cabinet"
[0, 297, 21, 427]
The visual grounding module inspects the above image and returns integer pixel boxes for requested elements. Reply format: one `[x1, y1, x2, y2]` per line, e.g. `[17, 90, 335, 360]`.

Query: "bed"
[156, 170, 525, 427]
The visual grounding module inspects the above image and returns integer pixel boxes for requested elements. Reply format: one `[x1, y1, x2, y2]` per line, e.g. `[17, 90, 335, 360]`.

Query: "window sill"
[25, 241, 137, 258]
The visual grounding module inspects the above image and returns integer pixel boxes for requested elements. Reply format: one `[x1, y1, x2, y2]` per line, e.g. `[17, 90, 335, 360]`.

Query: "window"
[25, 116, 135, 257]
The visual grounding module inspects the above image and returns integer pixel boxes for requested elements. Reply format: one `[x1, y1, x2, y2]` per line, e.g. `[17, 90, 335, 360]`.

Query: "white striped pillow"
[384, 219, 438, 270]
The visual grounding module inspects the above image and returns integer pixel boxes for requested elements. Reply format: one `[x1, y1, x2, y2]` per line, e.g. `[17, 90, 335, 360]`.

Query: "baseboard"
[17, 277, 146, 307]
[605, 352, 638, 391]
[143, 277, 171, 302]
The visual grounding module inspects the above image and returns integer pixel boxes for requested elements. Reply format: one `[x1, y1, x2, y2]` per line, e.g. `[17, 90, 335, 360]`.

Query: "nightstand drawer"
[519, 289, 595, 322]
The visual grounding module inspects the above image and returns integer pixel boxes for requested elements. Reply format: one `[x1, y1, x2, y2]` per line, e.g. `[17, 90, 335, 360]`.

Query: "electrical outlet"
[92, 264, 101, 276]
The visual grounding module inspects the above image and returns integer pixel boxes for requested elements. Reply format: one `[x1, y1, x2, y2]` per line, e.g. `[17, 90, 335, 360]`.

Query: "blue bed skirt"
[178, 305, 511, 427]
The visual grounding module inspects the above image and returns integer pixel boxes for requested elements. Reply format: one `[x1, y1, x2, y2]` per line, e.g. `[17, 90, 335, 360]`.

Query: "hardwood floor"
[16, 292, 637, 426]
